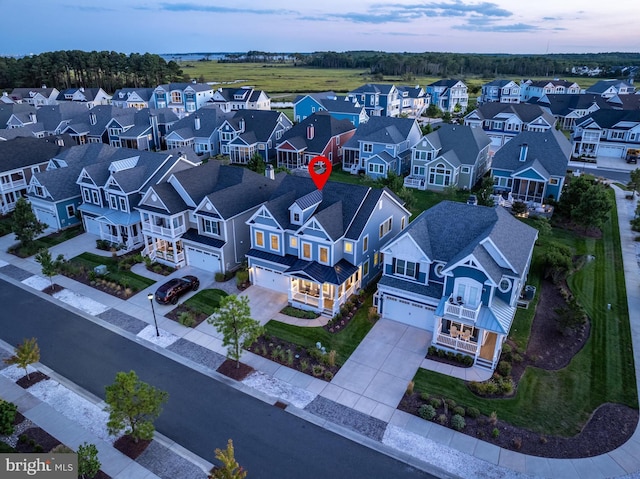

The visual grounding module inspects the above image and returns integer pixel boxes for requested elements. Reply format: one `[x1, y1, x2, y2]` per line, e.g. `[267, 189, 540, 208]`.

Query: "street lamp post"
[147, 292, 160, 337]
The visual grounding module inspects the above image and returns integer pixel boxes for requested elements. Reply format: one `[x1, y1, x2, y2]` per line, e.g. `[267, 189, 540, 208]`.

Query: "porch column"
[318, 285, 324, 311]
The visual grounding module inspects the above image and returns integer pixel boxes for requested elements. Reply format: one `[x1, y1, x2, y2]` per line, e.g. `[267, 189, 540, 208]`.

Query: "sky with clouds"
[2, 0, 638, 56]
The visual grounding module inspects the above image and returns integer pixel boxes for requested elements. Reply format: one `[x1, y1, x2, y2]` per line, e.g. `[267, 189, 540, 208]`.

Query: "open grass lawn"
[412, 190, 638, 436]
[68, 252, 155, 292]
[329, 169, 470, 217]
[11, 225, 84, 258]
[182, 289, 229, 316]
[264, 297, 375, 366]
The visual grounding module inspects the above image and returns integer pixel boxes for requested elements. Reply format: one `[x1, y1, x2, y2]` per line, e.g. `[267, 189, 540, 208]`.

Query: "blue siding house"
[426, 80, 468, 113]
[377, 201, 537, 372]
[491, 129, 571, 203]
[347, 84, 400, 117]
[294, 92, 368, 126]
[341, 117, 421, 178]
[246, 175, 410, 316]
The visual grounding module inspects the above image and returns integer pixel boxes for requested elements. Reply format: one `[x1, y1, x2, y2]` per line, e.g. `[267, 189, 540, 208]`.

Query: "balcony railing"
[435, 333, 478, 354]
[444, 296, 482, 321]
[403, 176, 426, 190]
[0, 178, 27, 191]
[141, 221, 186, 237]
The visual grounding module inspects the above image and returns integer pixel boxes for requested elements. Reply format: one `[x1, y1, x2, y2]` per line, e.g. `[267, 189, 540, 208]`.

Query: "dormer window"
[293, 213, 300, 223]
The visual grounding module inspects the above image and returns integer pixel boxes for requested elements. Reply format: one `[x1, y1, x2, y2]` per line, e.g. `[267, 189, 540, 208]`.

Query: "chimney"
[519, 143, 528, 162]
[194, 114, 200, 130]
[307, 124, 314, 140]
[265, 164, 275, 180]
[42, 84, 47, 89]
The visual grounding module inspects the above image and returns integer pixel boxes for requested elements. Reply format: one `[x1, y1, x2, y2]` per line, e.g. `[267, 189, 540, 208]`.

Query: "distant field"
[178, 60, 604, 98]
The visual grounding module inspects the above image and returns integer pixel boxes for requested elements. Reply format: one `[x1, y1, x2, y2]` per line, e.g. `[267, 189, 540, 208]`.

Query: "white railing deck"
[444, 297, 481, 321]
[141, 221, 186, 237]
[435, 333, 478, 354]
[0, 177, 27, 191]
[404, 176, 426, 190]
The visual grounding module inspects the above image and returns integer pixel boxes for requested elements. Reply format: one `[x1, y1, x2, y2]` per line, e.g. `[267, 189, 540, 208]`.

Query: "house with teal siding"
[294, 92, 369, 126]
[151, 83, 215, 118]
[491, 129, 571, 203]
[246, 175, 409, 316]
[347, 84, 400, 118]
[377, 201, 537, 372]
[341, 116, 421, 178]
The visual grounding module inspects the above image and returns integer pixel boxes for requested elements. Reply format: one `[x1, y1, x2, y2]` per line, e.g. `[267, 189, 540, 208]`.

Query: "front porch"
[289, 271, 360, 317]
[143, 236, 186, 267]
[98, 222, 143, 251]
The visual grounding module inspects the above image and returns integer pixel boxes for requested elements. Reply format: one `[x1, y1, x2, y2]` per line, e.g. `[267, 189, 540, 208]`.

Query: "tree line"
[0, 50, 184, 91]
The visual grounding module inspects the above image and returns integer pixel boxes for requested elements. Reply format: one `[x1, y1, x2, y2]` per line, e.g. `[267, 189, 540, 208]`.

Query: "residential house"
[27, 143, 137, 231]
[519, 79, 580, 102]
[7, 87, 60, 106]
[397, 85, 428, 116]
[107, 108, 179, 151]
[111, 88, 156, 109]
[0, 104, 37, 129]
[585, 80, 636, 99]
[479, 80, 521, 104]
[62, 106, 132, 145]
[246, 175, 410, 316]
[56, 87, 112, 108]
[276, 112, 355, 169]
[294, 92, 368, 126]
[1, 92, 16, 104]
[137, 162, 283, 270]
[32, 103, 90, 136]
[165, 108, 228, 156]
[0, 135, 71, 215]
[403, 124, 491, 191]
[207, 87, 271, 112]
[347, 84, 400, 117]
[76, 149, 200, 250]
[218, 110, 293, 163]
[151, 82, 215, 118]
[464, 103, 556, 151]
[376, 200, 537, 371]
[491, 129, 571, 203]
[572, 110, 640, 159]
[426, 80, 468, 113]
[532, 94, 608, 131]
[341, 116, 421, 178]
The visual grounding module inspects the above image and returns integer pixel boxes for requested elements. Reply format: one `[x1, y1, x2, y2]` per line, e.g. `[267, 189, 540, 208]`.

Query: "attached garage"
[252, 265, 290, 292]
[186, 246, 221, 273]
[381, 294, 435, 331]
[33, 207, 57, 232]
[488, 136, 503, 148]
[83, 215, 101, 236]
[597, 144, 625, 158]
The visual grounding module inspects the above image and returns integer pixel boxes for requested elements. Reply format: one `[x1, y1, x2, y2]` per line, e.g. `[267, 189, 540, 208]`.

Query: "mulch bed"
[165, 304, 209, 328]
[399, 278, 639, 458]
[114, 435, 152, 460]
[13, 427, 61, 453]
[61, 270, 137, 299]
[42, 283, 64, 295]
[217, 359, 254, 381]
[16, 371, 49, 389]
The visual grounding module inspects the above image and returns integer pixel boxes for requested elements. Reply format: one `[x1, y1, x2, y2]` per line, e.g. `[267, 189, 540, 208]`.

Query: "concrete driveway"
[239, 285, 288, 325]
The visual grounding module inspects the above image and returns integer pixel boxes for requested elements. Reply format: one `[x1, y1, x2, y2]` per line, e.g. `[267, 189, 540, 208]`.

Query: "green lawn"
[264, 297, 375, 366]
[67, 252, 155, 292]
[182, 289, 229, 316]
[412, 191, 638, 436]
[11, 225, 84, 257]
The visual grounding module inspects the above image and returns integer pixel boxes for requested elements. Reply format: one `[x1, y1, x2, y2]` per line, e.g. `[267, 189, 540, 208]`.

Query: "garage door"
[186, 246, 221, 273]
[382, 294, 435, 331]
[253, 266, 289, 292]
[83, 215, 101, 236]
[489, 135, 503, 148]
[597, 145, 625, 158]
[33, 208, 57, 231]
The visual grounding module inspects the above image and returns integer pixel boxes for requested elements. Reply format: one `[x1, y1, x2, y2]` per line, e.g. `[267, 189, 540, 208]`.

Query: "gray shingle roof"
[533, 94, 609, 116]
[139, 182, 188, 215]
[422, 124, 491, 166]
[0, 135, 72, 172]
[468, 103, 555, 124]
[278, 111, 354, 154]
[224, 110, 285, 142]
[165, 108, 229, 139]
[491, 129, 572, 177]
[0, 104, 37, 127]
[428, 79, 465, 88]
[575, 109, 640, 129]
[586, 80, 635, 95]
[394, 201, 537, 277]
[343, 116, 417, 148]
[65, 106, 131, 137]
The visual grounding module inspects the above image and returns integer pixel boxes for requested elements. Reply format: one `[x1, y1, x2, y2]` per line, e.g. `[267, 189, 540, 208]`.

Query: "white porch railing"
[435, 333, 478, 354]
[444, 296, 482, 321]
[403, 176, 426, 190]
[292, 292, 320, 308]
[0, 177, 27, 191]
[141, 221, 186, 237]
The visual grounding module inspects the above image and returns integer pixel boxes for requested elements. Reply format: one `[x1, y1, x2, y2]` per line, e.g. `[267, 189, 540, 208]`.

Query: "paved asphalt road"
[0, 280, 436, 479]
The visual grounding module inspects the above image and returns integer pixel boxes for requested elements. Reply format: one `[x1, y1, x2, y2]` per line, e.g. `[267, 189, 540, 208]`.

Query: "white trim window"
[66, 204, 75, 218]
[379, 217, 392, 238]
[254, 230, 264, 248]
[319, 246, 329, 265]
[344, 241, 353, 254]
[301, 241, 312, 260]
[395, 258, 417, 279]
[363, 143, 373, 153]
[119, 196, 127, 212]
[270, 234, 280, 252]
[202, 218, 220, 235]
[109, 195, 118, 209]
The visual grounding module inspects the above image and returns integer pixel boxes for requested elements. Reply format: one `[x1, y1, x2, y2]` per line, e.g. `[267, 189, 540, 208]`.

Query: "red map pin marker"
[308, 155, 332, 190]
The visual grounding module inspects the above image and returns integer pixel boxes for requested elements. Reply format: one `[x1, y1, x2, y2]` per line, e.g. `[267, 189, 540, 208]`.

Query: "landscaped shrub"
[437, 349, 445, 358]
[406, 380, 414, 396]
[451, 414, 466, 431]
[497, 361, 512, 377]
[311, 364, 325, 377]
[427, 346, 437, 356]
[281, 306, 319, 319]
[445, 398, 457, 409]
[466, 407, 480, 419]
[492, 427, 500, 438]
[512, 437, 522, 450]
[462, 355, 474, 366]
[324, 371, 334, 381]
[325, 350, 337, 367]
[453, 406, 465, 417]
[299, 359, 309, 372]
[437, 414, 448, 425]
[418, 404, 436, 421]
[236, 270, 249, 286]
[429, 397, 442, 409]
[178, 312, 195, 328]
[307, 347, 324, 361]
[0, 400, 17, 435]
[420, 392, 430, 401]
[214, 272, 225, 282]
[489, 411, 498, 425]
[501, 343, 513, 361]
[498, 377, 514, 394]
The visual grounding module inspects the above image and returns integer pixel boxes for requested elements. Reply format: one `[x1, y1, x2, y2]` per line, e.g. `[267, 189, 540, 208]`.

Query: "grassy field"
[412, 190, 638, 436]
[11, 225, 84, 258]
[178, 61, 604, 98]
[264, 297, 375, 366]
[183, 289, 229, 316]
[68, 252, 156, 292]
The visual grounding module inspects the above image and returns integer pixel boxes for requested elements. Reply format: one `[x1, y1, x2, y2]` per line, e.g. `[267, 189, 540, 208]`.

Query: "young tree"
[247, 152, 266, 175]
[542, 242, 573, 283]
[104, 370, 168, 443]
[209, 439, 247, 479]
[77, 442, 101, 479]
[475, 175, 495, 207]
[207, 295, 263, 369]
[4, 337, 40, 380]
[10, 197, 46, 248]
[570, 182, 612, 232]
[34, 249, 65, 288]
